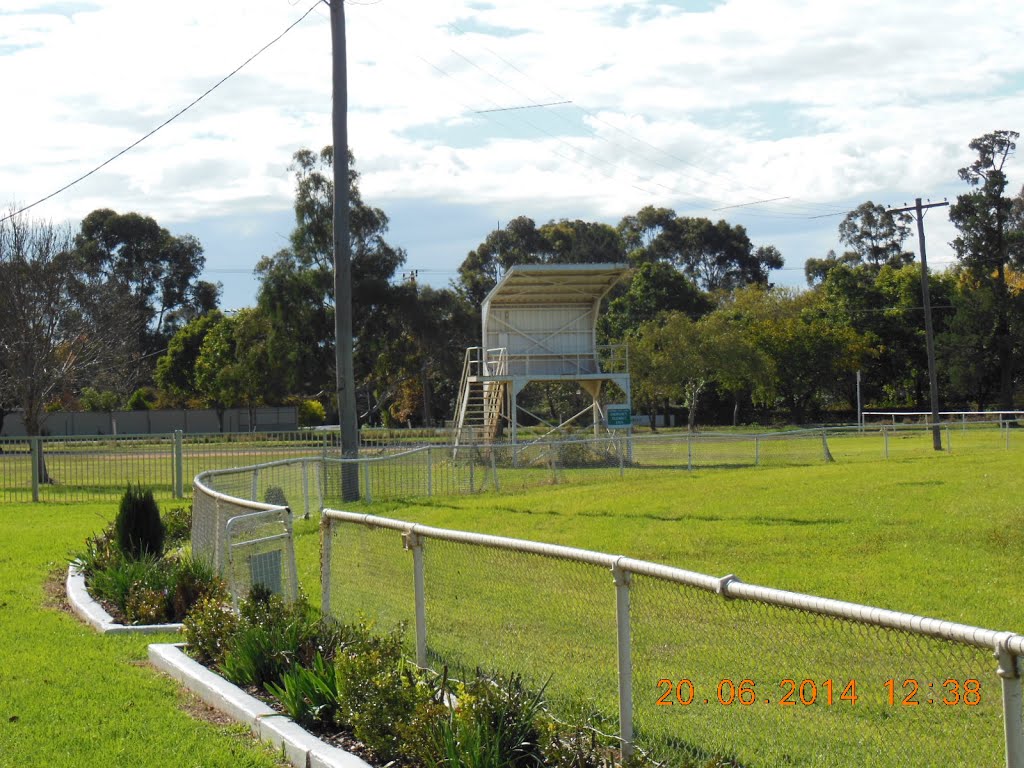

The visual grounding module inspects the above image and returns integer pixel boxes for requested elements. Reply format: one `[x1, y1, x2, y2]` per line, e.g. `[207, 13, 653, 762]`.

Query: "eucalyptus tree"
[948, 130, 1023, 409]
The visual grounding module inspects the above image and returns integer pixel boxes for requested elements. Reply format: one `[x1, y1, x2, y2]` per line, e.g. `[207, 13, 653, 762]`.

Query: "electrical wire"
[0, 0, 324, 224]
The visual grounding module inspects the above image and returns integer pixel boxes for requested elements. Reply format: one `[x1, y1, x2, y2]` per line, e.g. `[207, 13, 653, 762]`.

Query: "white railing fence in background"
[3, 418, 1020, 503]
[321, 509, 1024, 768]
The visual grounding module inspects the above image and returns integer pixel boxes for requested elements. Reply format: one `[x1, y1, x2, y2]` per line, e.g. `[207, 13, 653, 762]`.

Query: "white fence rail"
[4, 420, 1021, 503]
[322, 509, 1024, 768]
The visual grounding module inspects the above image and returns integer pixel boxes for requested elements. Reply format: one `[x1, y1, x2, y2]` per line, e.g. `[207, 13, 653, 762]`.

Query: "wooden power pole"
[330, 0, 359, 499]
[887, 198, 949, 452]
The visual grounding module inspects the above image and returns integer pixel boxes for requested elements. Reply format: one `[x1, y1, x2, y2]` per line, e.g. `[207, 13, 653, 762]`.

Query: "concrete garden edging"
[148, 643, 372, 768]
[66, 563, 184, 634]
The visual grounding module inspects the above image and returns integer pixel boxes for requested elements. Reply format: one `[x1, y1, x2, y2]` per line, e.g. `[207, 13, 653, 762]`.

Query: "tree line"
[1, 130, 1021, 437]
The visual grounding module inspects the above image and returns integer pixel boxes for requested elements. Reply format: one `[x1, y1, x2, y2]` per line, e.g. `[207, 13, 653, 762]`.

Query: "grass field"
[0, 501, 287, 768]
[309, 441, 1024, 767]
[2, 429, 1022, 766]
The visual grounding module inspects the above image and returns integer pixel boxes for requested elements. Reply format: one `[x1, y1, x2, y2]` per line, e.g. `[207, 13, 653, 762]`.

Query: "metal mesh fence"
[0, 437, 32, 502]
[327, 520, 416, 635]
[323, 447, 492, 504]
[0, 434, 177, 502]
[630, 575, 1003, 767]
[201, 458, 321, 519]
[321, 511, 1024, 768]
[223, 507, 299, 606]
[3, 422, 1022, 503]
[420, 538, 619, 723]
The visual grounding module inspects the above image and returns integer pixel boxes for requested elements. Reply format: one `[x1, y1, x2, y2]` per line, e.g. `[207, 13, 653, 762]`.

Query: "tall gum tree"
[948, 130, 1023, 410]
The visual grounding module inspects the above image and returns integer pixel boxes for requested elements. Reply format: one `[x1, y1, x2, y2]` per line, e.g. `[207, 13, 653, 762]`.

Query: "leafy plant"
[87, 553, 169, 613]
[115, 484, 165, 560]
[265, 651, 340, 728]
[183, 595, 239, 666]
[124, 582, 168, 624]
[221, 589, 330, 689]
[162, 504, 192, 547]
[72, 524, 121, 577]
[460, 672, 547, 768]
[336, 625, 427, 761]
[168, 553, 223, 620]
[542, 725, 620, 768]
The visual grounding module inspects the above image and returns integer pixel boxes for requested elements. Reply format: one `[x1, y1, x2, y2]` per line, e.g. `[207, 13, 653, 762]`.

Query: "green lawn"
[309, 440, 1024, 767]
[2, 432, 1022, 767]
[0, 501, 286, 768]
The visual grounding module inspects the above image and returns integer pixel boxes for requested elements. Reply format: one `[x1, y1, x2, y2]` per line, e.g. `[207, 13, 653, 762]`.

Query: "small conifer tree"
[115, 484, 165, 560]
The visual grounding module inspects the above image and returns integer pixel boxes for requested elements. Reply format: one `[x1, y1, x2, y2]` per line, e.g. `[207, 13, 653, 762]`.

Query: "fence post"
[618, 436, 625, 478]
[945, 425, 951, 453]
[469, 454, 475, 493]
[30, 437, 40, 503]
[490, 448, 500, 492]
[884, 427, 889, 459]
[613, 564, 633, 760]
[173, 430, 184, 499]
[362, 460, 372, 503]
[754, 435, 760, 466]
[251, 468, 259, 501]
[426, 447, 433, 497]
[997, 647, 1023, 768]
[687, 433, 693, 472]
[320, 515, 332, 616]
[302, 460, 311, 519]
[404, 531, 428, 668]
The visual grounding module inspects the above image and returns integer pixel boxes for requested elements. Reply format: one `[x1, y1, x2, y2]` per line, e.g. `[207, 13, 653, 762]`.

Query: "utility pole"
[887, 198, 949, 452]
[330, 0, 359, 499]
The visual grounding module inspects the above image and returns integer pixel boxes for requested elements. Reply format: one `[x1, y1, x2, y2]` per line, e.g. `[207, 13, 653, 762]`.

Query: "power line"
[1, 0, 323, 224]
[442, 20, 851, 220]
[474, 100, 572, 113]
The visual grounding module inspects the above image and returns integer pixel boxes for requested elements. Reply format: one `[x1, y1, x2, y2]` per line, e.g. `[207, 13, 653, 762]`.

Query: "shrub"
[126, 387, 156, 410]
[184, 595, 239, 666]
[124, 582, 169, 625]
[296, 399, 326, 427]
[162, 504, 192, 547]
[542, 726, 620, 768]
[336, 625, 429, 762]
[168, 554, 224, 621]
[115, 485, 165, 560]
[87, 553, 169, 614]
[221, 589, 330, 689]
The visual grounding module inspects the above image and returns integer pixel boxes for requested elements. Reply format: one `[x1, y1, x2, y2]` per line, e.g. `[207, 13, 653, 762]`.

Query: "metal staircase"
[453, 347, 508, 453]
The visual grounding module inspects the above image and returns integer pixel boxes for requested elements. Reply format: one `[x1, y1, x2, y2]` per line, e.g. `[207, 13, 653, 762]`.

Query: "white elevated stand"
[453, 264, 631, 452]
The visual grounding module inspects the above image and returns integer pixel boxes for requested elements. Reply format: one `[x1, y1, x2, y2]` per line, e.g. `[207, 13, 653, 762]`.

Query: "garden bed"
[149, 643, 369, 768]
[66, 563, 184, 634]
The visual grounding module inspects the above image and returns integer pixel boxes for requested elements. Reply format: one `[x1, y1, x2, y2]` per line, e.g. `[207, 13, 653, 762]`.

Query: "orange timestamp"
[655, 678, 982, 707]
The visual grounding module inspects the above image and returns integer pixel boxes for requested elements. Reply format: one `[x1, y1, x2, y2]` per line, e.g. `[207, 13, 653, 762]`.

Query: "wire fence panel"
[327, 521, 415, 636]
[180, 431, 334, 486]
[0, 438, 32, 502]
[32, 435, 177, 502]
[321, 511, 1024, 768]
[201, 458, 321, 519]
[421, 537, 620, 723]
[4, 424, 1022, 503]
[630, 575, 1003, 767]
[224, 508, 298, 607]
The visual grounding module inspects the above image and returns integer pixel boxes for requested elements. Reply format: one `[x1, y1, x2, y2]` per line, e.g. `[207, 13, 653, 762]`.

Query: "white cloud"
[1, 0, 1022, 298]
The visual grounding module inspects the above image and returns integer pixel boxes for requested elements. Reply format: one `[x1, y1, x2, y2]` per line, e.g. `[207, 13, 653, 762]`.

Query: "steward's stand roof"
[482, 263, 630, 308]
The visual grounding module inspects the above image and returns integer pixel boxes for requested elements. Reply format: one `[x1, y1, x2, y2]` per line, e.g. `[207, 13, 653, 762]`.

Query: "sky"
[2, 0, 1023, 312]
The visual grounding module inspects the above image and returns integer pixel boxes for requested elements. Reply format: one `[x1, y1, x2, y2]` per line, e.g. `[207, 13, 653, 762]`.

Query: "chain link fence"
[3, 420, 1020, 503]
[322, 510, 1024, 768]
